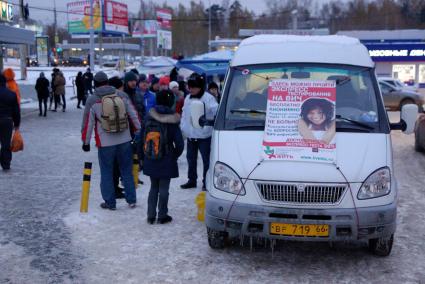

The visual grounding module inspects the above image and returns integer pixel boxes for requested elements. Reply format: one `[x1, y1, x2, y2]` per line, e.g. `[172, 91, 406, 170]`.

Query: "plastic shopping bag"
[10, 130, 24, 152]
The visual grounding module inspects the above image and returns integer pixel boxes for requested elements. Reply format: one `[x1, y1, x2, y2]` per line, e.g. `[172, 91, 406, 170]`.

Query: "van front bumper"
[205, 193, 396, 241]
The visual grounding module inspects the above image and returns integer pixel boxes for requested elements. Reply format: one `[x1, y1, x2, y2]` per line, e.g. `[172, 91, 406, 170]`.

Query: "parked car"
[414, 109, 425, 152]
[378, 76, 418, 92]
[61, 57, 87, 66]
[190, 34, 418, 256]
[378, 80, 424, 111]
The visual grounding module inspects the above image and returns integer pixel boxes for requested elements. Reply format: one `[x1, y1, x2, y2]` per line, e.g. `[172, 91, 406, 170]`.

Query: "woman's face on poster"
[307, 107, 325, 126]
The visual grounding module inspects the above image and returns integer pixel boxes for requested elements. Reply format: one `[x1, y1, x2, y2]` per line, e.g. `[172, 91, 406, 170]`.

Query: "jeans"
[186, 137, 211, 187]
[98, 141, 136, 208]
[0, 118, 13, 169]
[148, 177, 171, 219]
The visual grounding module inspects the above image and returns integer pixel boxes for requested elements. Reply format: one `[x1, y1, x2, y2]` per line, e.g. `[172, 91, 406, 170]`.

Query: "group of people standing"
[81, 68, 220, 225]
[34, 67, 95, 116]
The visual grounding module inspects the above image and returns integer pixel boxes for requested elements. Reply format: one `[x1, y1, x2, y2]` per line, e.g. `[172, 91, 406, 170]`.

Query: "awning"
[0, 25, 35, 45]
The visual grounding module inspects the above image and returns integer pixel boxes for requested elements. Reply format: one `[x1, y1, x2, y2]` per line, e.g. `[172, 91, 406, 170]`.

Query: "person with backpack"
[35, 72, 50, 117]
[81, 71, 141, 210]
[75, 71, 86, 108]
[49, 68, 58, 110]
[143, 89, 184, 224]
[180, 73, 219, 191]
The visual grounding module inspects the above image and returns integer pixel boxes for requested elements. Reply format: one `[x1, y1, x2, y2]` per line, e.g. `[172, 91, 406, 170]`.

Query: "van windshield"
[222, 64, 382, 131]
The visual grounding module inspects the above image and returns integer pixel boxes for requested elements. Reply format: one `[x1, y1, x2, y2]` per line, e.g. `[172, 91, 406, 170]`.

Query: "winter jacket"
[83, 71, 93, 89]
[75, 75, 85, 98]
[143, 106, 184, 179]
[54, 73, 66, 96]
[0, 86, 20, 127]
[81, 85, 141, 147]
[180, 91, 218, 139]
[136, 88, 156, 119]
[3, 68, 20, 104]
[35, 77, 50, 99]
[124, 86, 143, 122]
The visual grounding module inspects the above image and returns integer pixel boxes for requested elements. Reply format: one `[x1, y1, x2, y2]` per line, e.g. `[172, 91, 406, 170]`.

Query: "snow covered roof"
[142, 56, 177, 67]
[231, 35, 374, 68]
[192, 50, 235, 60]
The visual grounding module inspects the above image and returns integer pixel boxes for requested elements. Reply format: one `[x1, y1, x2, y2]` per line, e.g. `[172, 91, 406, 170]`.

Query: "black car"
[62, 57, 87, 66]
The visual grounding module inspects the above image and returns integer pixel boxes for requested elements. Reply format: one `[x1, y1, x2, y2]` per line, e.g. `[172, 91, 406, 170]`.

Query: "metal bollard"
[133, 154, 139, 189]
[80, 162, 92, 213]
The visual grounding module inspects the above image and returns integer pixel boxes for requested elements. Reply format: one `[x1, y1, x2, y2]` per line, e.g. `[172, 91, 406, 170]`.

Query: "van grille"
[256, 182, 346, 204]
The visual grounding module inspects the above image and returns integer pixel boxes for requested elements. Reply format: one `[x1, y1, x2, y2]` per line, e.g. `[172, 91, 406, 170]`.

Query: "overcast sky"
[23, 0, 341, 26]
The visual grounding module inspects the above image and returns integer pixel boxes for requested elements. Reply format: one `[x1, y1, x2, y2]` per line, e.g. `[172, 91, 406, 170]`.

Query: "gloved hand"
[82, 144, 90, 152]
[133, 130, 142, 144]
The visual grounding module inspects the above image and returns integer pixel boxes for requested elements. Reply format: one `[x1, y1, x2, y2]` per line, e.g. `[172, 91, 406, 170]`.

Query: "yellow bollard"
[80, 162, 92, 213]
[195, 191, 206, 222]
[132, 154, 139, 189]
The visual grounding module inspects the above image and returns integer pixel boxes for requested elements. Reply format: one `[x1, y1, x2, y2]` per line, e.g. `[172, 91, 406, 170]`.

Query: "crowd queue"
[80, 68, 221, 224]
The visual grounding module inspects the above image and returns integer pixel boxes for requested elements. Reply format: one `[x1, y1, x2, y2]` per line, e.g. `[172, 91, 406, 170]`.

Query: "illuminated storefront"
[337, 30, 425, 89]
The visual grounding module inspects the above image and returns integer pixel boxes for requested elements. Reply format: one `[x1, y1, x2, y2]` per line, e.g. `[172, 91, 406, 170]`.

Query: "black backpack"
[143, 118, 169, 160]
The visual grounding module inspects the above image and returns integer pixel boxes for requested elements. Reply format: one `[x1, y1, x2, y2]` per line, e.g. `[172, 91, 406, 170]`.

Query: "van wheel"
[415, 132, 424, 152]
[368, 234, 393, 256]
[207, 227, 227, 249]
[399, 99, 415, 110]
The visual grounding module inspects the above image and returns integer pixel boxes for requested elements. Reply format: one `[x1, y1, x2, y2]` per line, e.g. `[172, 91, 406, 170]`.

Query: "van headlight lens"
[213, 162, 245, 195]
[358, 167, 391, 199]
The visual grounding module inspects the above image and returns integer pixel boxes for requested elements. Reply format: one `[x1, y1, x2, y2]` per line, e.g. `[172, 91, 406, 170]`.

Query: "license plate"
[270, 223, 329, 237]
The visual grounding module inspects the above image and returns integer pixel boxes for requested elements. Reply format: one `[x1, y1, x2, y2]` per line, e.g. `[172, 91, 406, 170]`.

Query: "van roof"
[231, 35, 374, 68]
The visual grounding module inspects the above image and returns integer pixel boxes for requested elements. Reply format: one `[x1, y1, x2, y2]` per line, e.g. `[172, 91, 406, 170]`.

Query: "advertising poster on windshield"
[103, 0, 129, 34]
[262, 79, 336, 163]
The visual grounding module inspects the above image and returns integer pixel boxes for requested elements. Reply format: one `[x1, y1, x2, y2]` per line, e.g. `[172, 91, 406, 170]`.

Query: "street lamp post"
[89, 0, 95, 71]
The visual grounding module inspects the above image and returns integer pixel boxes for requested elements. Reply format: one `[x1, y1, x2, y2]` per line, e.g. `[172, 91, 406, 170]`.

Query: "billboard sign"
[132, 20, 157, 38]
[157, 30, 172, 50]
[156, 8, 172, 30]
[36, 36, 49, 66]
[0, 1, 13, 22]
[67, 0, 102, 34]
[103, 0, 129, 34]
[364, 43, 425, 62]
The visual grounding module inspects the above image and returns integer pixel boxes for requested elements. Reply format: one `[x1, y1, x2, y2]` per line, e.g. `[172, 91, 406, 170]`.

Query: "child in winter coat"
[143, 90, 184, 224]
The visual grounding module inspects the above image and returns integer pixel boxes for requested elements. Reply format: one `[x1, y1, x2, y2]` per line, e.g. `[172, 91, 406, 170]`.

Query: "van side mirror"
[190, 100, 205, 129]
[390, 104, 418, 134]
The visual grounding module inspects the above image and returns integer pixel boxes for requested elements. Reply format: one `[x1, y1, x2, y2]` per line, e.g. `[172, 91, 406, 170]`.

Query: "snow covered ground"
[0, 101, 424, 283]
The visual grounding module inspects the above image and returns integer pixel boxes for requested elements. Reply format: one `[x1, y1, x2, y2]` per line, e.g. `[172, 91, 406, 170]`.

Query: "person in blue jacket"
[143, 89, 184, 224]
[135, 74, 156, 120]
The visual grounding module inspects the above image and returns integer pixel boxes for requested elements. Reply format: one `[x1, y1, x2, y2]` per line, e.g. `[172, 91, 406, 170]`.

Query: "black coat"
[143, 106, 184, 179]
[75, 76, 85, 98]
[35, 77, 50, 99]
[0, 86, 20, 127]
[83, 72, 93, 89]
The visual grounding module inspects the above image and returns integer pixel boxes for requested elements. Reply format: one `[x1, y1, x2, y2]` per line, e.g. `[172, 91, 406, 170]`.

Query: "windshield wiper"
[230, 108, 266, 115]
[335, 115, 374, 130]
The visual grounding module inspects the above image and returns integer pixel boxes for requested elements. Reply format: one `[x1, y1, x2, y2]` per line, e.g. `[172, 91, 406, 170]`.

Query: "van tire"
[399, 99, 415, 110]
[415, 132, 424, 152]
[207, 227, 227, 249]
[368, 234, 393, 256]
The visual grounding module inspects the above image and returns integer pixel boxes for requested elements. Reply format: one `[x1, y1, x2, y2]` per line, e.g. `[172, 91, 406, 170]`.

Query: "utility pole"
[208, 1, 211, 52]
[89, 0, 95, 71]
[291, 9, 298, 31]
[53, 0, 58, 66]
[19, 0, 27, 80]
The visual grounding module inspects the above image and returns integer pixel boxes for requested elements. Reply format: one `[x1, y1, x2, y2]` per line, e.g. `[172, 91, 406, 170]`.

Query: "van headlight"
[213, 162, 245, 195]
[358, 167, 391, 199]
